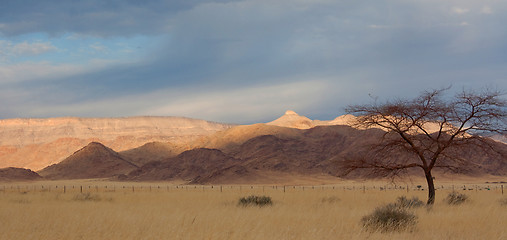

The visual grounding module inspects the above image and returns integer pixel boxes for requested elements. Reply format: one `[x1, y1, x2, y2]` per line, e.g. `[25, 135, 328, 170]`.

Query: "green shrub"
[361, 204, 418, 232]
[238, 195, 272, 207]
[445, 192, 468, 205]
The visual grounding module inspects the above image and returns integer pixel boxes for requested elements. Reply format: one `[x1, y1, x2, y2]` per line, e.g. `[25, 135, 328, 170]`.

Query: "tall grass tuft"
[72, 193, 102, 202]
[361, 196, 421, 233]
[361, 204, 418, 232]
[445, 192, 468, 205]
[388, 196, 424, 209]
[320, 196, 340, 204]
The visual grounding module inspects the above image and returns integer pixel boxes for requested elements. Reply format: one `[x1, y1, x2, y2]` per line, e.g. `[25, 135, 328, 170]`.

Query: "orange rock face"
[0, 116, 233, 170]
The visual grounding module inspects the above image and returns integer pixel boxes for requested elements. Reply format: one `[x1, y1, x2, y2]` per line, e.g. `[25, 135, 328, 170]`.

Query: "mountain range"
[1, 111, 506, 183]
[0, 116, 233, 170]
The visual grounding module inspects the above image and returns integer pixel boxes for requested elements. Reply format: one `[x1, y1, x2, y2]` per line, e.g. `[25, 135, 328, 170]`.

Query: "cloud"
[0, 0, 235, 37]
[369, 24, 393, 29]
[89, 42, 109, 52]
[0, 0, 506, 122]
[10, 41, 56, 55]
[452, 7, 470, 14]
[139, 79, 330, 123]
[481, 6, 493, 14]
[0, 79, 331, 123]
[0, 40, 56, 59]
[0, 59, 122, 84]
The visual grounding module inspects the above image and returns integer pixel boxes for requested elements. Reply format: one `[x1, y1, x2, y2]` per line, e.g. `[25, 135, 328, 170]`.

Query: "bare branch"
[344, 86, 506, 179]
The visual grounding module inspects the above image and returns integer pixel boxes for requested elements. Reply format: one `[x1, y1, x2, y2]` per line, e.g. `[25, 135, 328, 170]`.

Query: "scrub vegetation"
[0, 181, 505, 240]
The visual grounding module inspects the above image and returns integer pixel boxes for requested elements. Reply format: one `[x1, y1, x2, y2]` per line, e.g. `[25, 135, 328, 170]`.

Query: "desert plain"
[0, 177, 506, 240]
[0, 112, 505, 240]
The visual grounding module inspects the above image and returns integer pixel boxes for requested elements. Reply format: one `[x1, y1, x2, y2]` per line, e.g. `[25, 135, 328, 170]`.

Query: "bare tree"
[344, 88, 506, 205]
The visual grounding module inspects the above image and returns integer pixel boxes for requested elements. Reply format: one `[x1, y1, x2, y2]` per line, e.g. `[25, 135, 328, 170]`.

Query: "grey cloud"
[0, 40, 57, 61]
[0, 0, 506, 122]
[0, 0, 233, 37]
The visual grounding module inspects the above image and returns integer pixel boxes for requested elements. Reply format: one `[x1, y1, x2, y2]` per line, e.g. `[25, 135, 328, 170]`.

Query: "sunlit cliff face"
[0, 116, 233, 170]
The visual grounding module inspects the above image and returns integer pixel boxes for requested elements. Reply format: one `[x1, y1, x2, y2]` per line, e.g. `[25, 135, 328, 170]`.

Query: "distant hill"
[266, 110, 357, 129]
[0, 167, 42, 181]
[2, 111, 506, 183]
[126, 148, 249, 183]
[0, 116, 233, 170]
[121, 124, 507, 184]
[267, 110, 315, 129]
[38, 142, 138, 179]
[120, 142, 179, 166]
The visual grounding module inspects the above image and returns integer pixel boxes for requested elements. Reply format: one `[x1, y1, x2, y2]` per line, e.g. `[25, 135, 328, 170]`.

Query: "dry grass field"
[0, 180, 505, 240]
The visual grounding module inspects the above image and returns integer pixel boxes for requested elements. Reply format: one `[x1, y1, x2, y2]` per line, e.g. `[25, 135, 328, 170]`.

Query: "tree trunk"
[425, 170, 435, 205]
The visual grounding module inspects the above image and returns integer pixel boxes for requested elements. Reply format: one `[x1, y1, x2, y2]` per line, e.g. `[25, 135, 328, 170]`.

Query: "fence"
[0, 183, 503, 194]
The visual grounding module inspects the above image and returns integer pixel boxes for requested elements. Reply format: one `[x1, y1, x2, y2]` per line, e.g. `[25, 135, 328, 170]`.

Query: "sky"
[0, 0, 506, 124]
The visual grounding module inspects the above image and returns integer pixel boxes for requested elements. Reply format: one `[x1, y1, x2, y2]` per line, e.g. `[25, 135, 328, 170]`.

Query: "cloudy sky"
[1, 0, 506, 124]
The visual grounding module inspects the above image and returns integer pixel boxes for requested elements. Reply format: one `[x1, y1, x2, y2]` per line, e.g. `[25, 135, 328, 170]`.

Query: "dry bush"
[389, 196, 424, 209]
[72, 193, 102, 202]
[1, 181, 506, 240]
[361, 204, 418, 232]
[445, 192, 468, 205]
[320, 196, 340, 204]
[9, 199, 31, 204]
[238, 195, 272, 207]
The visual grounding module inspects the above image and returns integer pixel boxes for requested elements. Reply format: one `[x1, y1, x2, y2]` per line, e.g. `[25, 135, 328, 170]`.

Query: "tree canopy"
[344, 88, 506, 204]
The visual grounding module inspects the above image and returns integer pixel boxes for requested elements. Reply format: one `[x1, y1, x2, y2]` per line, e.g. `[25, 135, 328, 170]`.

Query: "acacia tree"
[344, 88, 506, 205]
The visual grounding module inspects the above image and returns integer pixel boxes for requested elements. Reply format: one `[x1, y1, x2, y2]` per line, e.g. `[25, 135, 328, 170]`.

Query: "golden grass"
[0, 181, 505, 240]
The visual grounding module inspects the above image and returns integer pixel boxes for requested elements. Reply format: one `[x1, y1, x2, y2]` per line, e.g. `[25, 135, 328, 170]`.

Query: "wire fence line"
[0, 183, 503, 194]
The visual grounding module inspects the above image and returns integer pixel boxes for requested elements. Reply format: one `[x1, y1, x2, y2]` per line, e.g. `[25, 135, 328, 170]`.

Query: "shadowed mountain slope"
[126, 148, 249, 183]
[232, 125, 383, 175]
[38, 142, 138, 179]
[0, 167, 42, 181]
[123, 125, 507, 184]
[3, 111, 505, 183]
[191, 123, 303, 153]
[120, 142, 179, 166]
